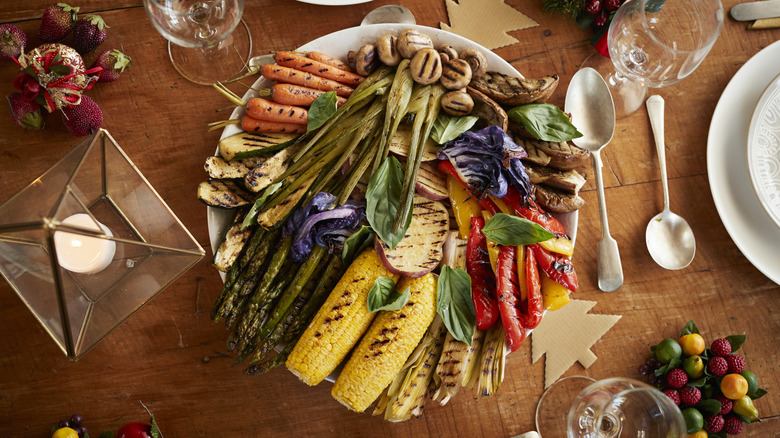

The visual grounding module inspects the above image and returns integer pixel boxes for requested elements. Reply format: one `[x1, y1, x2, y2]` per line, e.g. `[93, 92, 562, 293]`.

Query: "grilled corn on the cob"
[331, 273, 438, 413]
[285, 249, 399, 386]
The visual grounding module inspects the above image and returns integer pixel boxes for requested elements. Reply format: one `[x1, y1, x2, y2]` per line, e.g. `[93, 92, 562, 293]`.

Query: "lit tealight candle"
[54, 214, 116, 274]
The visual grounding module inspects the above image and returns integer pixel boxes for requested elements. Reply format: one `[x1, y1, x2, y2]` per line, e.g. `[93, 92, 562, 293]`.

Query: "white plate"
[747, 72, 780, 229]
[707, 40, 780, 285]
[208, 23, 578, 257]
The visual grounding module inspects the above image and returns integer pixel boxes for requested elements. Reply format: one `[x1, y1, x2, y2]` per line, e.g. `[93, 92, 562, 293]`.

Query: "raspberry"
[666, 368, 688, 389]
[711, 338, 732, 356]
[706, 415, 725, 433]
[726, 354, 746, 374]
[680, 386, 701, 406]
[708, 356, 728, 376]
[716, 395, 733, 415]
[724, 415, 742, 435]
[663, 389, 680, 405]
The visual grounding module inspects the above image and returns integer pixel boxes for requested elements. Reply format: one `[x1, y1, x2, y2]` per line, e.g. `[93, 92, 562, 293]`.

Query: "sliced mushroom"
[355, 44, 378, 76]
[397, 29, 434, 59]
[470, 72, 560, 105]
[441, 90, 474, 116]
[376, 34, 402, 66]
[410, 48, 442, 85]
[440, 58, 472, 90]
[466, 86, 508, 131]
[347, 50, 357, 68]
[533, 185, 586, 214]
[460, 48, 488, 79]
[437, 44, 458, 63]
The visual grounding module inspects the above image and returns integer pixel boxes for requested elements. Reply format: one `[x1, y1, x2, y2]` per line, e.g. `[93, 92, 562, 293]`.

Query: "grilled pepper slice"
[467, 217, 499, 330]
[496, 245, 527, 352]
[529, 243, 578, 292]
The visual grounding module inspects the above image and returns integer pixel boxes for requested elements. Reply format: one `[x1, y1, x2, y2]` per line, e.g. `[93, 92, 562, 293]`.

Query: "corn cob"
[331, 273, 438, 413]
[285, 249, 399, 386]
[431, 328, 485, 405]
[477, 324, 507, 396]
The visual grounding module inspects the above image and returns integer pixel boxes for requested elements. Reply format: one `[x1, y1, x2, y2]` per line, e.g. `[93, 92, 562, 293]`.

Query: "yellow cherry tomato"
[721, 373, 749, 400]
[52, 427, 79, 438]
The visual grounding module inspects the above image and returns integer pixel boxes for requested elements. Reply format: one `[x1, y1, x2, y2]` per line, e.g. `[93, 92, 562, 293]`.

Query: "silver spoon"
[645, 95, 696, 270]
[361, 4, 416, 26]
[565, 67, 623, 292]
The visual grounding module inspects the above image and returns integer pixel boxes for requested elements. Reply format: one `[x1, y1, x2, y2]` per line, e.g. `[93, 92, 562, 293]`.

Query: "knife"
[730, 0, 780, 21]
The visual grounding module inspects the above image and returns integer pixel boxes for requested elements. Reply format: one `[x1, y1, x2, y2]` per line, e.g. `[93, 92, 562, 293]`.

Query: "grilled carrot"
[242, 116, 307, 134]
[246, 97, 308, 125]
[274, 51, 365, 86]
[261, 64, 355, 97]
[306, 51, 355, 73]
[260, 83, 348, 107]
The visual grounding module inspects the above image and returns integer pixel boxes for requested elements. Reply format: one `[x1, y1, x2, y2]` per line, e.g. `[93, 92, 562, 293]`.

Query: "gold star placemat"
[531, 300, 622, 388]
[440, 0, 538, 50]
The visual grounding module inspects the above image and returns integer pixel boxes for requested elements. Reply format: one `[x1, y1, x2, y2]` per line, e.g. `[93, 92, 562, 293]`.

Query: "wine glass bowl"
[585, 0, 724, 117]
[143, 0, 252, 85]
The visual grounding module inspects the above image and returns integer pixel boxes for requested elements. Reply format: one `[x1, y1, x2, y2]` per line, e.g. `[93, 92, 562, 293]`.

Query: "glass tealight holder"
[0, 129, 204, 359]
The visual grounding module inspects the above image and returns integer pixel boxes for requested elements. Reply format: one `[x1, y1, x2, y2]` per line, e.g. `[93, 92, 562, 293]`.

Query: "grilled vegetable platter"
[200, 24, 590, 421]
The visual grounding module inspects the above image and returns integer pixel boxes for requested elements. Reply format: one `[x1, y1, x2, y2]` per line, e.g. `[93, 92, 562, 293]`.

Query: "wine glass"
[535, 376, 687, 437]
[583, 0, 724, 117]
[143, 0, 253, 85]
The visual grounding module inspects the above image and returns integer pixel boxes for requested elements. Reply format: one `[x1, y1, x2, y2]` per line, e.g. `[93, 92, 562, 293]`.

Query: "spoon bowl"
[565, 67, 623, 292]
[645, 95, 696, 269]
[361, 5, 416, 26]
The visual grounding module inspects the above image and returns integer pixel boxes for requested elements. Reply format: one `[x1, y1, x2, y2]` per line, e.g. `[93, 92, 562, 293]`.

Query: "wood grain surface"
[1, 1, 778, 436]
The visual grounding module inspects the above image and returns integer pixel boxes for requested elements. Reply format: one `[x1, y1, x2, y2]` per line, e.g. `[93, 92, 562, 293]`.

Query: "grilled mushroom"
[355, 44, 378, 76]
[441, 90, 474, 116]
[376, 34, 402, 66]
[440, 58, 472, 90]
[460, 48, 488, 79]
[410, 48, 442, 85]
[437, 44, 458, 63]
[397, 29, 434, 59]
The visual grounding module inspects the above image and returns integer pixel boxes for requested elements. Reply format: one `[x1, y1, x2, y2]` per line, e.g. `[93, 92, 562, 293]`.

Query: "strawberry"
[72, 14, 108, 54]
[0, 24, 27, 61]
[39, 3, 80, 43]
[7, 92, 45, 130]
[61, 95, 102, 136]
[90, 49, 131, 82]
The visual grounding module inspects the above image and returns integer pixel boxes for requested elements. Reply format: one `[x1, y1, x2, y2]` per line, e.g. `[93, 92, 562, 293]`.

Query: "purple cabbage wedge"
[284, 192, 367, 262]
[437, 125, 531, 200]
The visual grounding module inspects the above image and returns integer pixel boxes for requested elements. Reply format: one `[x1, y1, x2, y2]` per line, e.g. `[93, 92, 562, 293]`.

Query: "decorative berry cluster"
[542, 0, 629, 30]
[50, 403, 161, 438]
[638, 321, 767, 437]
[1, 3, 132, 135]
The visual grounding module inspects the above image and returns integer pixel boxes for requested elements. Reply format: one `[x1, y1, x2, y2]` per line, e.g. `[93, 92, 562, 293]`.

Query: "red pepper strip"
[467, 217, 500, 330]
[496, 245, 527, 352]
[523, 248, 544, 330]
[502, 186, 568, 237]
[529, 243, 579, 292]
[437, 160, 501, 214]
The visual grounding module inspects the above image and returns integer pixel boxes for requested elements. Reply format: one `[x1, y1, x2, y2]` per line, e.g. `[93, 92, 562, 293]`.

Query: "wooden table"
[1, 1, 778, 436]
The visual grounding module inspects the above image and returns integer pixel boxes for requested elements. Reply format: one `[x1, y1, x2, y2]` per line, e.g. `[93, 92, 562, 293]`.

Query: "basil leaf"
[366, 156, 407, 249]
[507, 103, 583, 142]
[431, 113, 479, 145]
[726, 334, 746, 352]
[482, 213, 555, 246]
[342, 225, 374, 265]
[680, 320, 699, 336]
[242, 181, 282, 229]
[306, 91, 338, 133]
[367, 277, 410, 313]
[437, 265, 475, 345]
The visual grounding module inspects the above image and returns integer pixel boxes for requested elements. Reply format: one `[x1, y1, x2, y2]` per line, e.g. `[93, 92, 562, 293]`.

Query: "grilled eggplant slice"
[513, 137, 590, 171]
[466, 86, 508, 131]
[533, 185, 585, 214]
[197, 180, 253, 209]
[204, 156, 266, 180]
[213, 208, 252, 272]
[470, 72, 559, 106]
[218, 131, 298, 161]
[525, 165, 586, 195]
[389, 124, 440, 161]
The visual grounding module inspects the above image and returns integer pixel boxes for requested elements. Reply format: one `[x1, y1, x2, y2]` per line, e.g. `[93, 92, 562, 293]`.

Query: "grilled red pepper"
[437, 160, 501, 214]
[523, 247, 544, 330]
[502, 186, 568, 237]
[530, 243, 579, 292]
[496, 245, 527, 352]
[467, 217, 499, 330]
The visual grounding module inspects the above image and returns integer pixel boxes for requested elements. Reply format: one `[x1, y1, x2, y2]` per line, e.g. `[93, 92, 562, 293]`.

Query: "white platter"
[747, 72, 780, 229]
[207, 23, 578, 258]
[707, 40, 780, 285]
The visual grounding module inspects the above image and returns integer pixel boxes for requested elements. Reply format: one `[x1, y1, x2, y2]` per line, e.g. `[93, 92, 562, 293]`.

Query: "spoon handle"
[591, 151, 624, 292]
[646, 95, 670, 213]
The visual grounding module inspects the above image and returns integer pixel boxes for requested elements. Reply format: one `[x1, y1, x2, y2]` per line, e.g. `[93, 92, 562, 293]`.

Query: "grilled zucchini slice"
[219, 131, 298, 161]
[212, 208, 252, 272]
[205, 156, 266, 180]
[197, 180, 253, 208]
